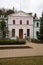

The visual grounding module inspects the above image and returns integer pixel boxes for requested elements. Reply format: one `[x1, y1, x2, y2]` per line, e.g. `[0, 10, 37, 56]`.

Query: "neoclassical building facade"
[0, 11, 40, 40]
[8, 11, 33, 39]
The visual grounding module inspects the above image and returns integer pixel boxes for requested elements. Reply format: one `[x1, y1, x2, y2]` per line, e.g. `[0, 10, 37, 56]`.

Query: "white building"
[8, 11, 33, 39]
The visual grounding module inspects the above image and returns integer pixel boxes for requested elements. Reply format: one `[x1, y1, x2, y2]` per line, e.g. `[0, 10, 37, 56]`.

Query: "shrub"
[19, 40, 26, 44]
[31, 39, 43, 43]
[0, 39, 26, 45]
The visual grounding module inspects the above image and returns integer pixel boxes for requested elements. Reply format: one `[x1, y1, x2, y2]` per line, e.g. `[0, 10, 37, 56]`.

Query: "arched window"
[20, 20, 22, 25]
[13, 20, 15, 24]
[27, 20, 29, 25]
[37, 22, 39, 27]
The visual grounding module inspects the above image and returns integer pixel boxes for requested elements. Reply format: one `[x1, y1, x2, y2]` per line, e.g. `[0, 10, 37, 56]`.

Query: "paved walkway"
[0, 42, 43, 58]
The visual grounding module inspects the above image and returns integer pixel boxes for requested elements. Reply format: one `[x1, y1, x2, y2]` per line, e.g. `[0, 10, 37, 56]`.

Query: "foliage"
[6, 9, 14, 15]
[0, 20, 6, 39]
[0, 8, 16, 16]
[0, 9, 3, 15]
[40, 13, 43, 40]
[0, 40, 26, 45]
[0, 8, 6, 15]
[31, 39, 43, 43]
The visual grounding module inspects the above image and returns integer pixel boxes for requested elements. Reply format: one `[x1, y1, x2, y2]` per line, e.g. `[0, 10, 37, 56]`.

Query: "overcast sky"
[0, 0, 43, 17]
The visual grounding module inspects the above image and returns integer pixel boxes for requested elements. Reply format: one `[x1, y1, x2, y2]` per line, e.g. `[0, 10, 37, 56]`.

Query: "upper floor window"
[20, 20, 22, 25]
[37, 22, 39, 27]
[13, 20, 15, 24]
[27, 20, 29, 25]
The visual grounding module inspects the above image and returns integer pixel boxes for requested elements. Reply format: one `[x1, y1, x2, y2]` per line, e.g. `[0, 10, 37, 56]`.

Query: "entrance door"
[19, 29, 23, 39]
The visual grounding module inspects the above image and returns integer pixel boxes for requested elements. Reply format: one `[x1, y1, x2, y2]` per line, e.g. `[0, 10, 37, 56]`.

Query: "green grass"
[0, 56, 43, 65]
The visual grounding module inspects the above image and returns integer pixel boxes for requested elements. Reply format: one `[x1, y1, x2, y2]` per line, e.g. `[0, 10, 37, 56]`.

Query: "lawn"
[0, 56, 43, 65]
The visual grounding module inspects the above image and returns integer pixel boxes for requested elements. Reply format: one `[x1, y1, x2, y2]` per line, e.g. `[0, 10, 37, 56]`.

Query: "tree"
[6, 9, 14, 15]
[40, 13, 43, 40]
[0, 9, 3, 16]
[0, 20, 6, 39]
[0, 8, 6, 16]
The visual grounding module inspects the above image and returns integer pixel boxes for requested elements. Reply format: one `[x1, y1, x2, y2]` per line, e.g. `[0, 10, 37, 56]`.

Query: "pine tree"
[0, 19, 6, 39]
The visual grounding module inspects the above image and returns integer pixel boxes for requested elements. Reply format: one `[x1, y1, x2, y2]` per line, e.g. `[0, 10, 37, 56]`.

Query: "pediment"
[9, 11, 32, 17]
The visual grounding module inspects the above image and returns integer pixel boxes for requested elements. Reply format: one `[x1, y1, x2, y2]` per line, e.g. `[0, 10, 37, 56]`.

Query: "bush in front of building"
[31, 39, 43, 43]
[0, 39, 26, 45]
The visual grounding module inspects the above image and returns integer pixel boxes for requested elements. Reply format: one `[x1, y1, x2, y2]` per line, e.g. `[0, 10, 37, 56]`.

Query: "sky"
[0, 0, 43, 17]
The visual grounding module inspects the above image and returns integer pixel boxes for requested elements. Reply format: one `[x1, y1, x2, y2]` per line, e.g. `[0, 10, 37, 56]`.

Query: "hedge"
[31, 39, 43, 43]
[0, 40, 26, 45]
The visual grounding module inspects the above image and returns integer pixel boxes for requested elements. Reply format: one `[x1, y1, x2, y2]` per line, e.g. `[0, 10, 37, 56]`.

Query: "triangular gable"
[8, 11, 32, 17]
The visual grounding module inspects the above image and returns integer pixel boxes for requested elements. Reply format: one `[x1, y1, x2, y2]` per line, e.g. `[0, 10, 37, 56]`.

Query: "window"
[13, 20, 15, 24]
[12, 29, 15, 37]
[37, 22, 39, 27]
[36, 31, 39, 36]
[27, 20, 29, 25]
[20, 20, 22, 24]
[27, 29, 30, 36]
